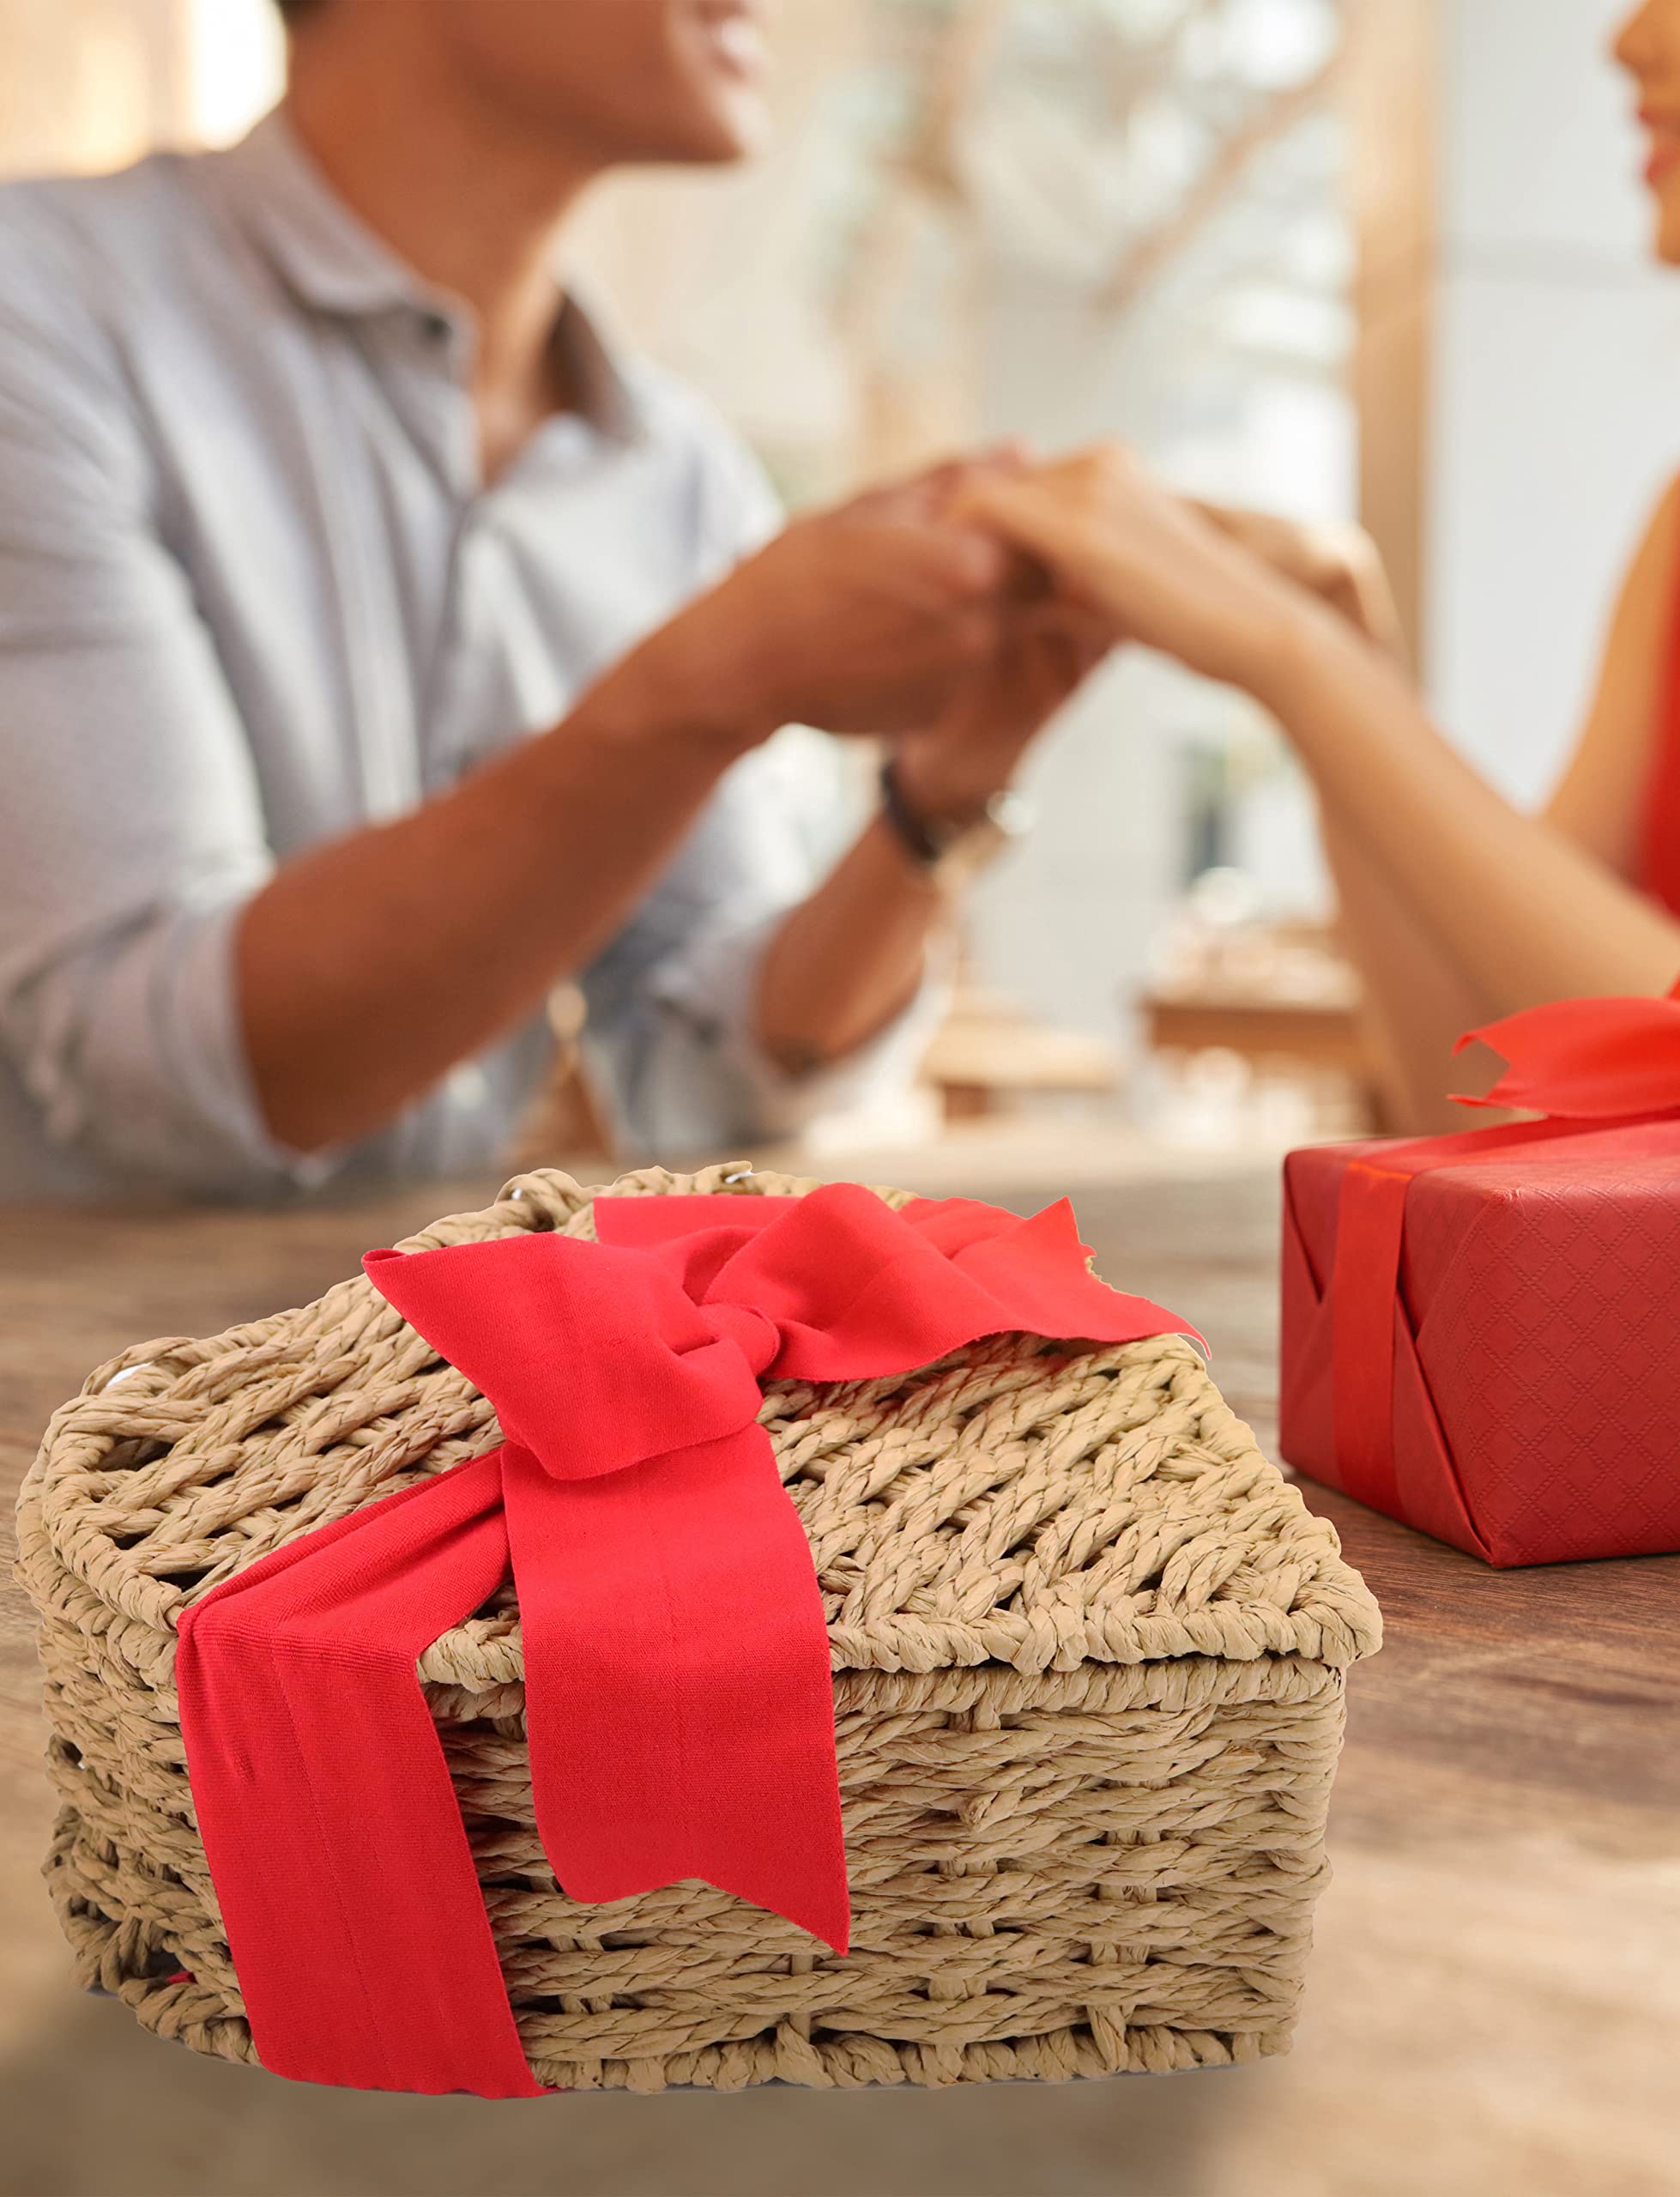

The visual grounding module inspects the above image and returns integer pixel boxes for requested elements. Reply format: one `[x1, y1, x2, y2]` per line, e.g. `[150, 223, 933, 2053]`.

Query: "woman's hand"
[1191, 501, 1405, 658]
[956, 444, 1329, 696]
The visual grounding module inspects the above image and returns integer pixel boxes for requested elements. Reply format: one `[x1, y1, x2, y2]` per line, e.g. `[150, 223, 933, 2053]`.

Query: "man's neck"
[286, 40, 603, 468]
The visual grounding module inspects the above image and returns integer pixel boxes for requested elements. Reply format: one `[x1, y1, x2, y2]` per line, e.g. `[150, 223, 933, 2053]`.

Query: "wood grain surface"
[2, 1160, 1676, 2197]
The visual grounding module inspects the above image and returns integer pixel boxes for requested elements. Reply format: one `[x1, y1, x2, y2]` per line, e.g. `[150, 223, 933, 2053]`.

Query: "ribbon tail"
[505, 1431, 849, 1954]
[176, 1453, 544, 2097]
[1328, 1159, 1410, 1518]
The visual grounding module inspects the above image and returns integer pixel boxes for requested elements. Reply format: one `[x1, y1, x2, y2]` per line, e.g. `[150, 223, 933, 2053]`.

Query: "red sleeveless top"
[1642, 565, 1680, 914]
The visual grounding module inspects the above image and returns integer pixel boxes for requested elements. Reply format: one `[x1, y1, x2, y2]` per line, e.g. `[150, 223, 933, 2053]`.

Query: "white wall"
[0, 0, 196, 175]
[1425, 0, 1680, 804]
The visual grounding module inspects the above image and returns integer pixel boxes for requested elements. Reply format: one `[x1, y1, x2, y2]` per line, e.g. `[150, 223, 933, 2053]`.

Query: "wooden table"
[3, 1164, 1676, 2197]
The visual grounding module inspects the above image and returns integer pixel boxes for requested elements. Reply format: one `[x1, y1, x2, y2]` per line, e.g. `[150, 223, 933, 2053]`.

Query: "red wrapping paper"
[1280, 988, 1680, 1567]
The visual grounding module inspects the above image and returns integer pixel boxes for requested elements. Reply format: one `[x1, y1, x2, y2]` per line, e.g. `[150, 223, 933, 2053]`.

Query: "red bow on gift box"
[175, 1184, 1198, 2098]
[1452, 979, 1680, 1119]
[1322, 979, 1680, 1533]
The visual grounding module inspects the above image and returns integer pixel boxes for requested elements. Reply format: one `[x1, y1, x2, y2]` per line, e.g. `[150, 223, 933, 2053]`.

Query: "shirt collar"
[208, 106, 645, 443]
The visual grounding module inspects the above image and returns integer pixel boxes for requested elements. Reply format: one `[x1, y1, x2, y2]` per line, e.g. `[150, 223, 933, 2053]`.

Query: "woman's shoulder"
[1633, 469, 1680, 572]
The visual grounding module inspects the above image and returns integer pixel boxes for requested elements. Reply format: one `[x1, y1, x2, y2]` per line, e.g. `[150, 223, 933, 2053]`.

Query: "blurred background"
[3, 0, 1675, 1169]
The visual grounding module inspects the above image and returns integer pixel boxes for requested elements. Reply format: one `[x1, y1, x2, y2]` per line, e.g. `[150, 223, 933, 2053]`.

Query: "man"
[0, 0, 1096, 1200]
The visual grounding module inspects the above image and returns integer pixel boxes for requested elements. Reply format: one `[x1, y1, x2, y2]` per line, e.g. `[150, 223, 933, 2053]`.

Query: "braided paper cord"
[18, 1165, 1378, 2089]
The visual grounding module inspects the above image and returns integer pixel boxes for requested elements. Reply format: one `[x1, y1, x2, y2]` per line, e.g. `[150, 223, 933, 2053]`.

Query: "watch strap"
[878, 756, 948, 866]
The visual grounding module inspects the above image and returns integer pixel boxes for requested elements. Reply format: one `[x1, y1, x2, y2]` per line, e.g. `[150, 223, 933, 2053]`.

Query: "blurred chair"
[1141, 901, 1383, 1139]
[510, 983, 615, 1169]
[921, 982, 1119, 1125]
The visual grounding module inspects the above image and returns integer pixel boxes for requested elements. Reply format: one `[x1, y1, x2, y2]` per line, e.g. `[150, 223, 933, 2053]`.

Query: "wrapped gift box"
[20, 1164, 1377, 2095]
[1280, 990, 1680, 1568]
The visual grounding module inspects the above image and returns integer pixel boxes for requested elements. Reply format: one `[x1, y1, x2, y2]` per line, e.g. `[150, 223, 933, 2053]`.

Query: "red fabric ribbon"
[1451, 983, 1680, 1120]
[1328, 981, 1680, 1516]
[175, 1183, 1199, 2097]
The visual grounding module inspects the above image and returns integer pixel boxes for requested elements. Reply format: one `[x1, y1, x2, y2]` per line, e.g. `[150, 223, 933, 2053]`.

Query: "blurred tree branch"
[1098, 42, 1348, 312]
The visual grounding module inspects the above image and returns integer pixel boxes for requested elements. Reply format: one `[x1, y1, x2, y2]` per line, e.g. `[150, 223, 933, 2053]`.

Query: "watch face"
[986, 788, 1036, 837]
[879, 760, 1033, 882]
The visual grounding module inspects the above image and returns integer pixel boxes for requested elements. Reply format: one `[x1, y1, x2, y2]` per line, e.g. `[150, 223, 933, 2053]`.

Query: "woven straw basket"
[19, 1164, 1380, 2092]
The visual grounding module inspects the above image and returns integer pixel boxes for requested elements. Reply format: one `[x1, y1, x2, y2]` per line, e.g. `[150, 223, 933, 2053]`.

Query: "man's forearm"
[752, 816, 947, 1074]
[239, 646, 761, 1153]
[236, 475, 1035, 1155]
[752, 651, 1066, 1074]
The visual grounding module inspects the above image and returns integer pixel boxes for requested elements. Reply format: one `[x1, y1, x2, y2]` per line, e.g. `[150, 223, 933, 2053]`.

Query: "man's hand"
[631, 472, 1018, 746]
[891, 594, 1112, 825]
[879, 449, 1115, 825]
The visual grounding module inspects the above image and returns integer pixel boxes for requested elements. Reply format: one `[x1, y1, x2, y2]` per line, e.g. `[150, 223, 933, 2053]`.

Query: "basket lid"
[22, 1165, 1380, 1693]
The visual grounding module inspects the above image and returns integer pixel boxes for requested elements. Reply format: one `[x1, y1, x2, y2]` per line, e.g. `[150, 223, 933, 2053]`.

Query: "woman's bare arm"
[1313, 478, 1680, 1128]
[1191, 501, 1482, 1127]
[961, 449, 1680, 1129]
[1207, 482, 1680, 1127]
[1543, 475, 1680, 872]
[1248, 590, 1680, 1033]
[1314, 812, 1490, 1132]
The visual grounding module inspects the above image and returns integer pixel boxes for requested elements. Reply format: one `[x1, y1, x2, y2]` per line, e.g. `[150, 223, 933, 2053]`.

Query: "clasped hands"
[634, 443, 1399, 821]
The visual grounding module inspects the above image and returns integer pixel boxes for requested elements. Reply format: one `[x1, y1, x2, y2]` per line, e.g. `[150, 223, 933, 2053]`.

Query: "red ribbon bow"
[175, 1184, 1198, 2097]
[1327, 980, 1680, 1519]
[1452, 979, 1680, 1119]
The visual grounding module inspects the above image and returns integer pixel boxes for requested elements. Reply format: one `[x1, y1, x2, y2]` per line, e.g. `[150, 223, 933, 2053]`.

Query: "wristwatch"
[879, 757, 1035, 891]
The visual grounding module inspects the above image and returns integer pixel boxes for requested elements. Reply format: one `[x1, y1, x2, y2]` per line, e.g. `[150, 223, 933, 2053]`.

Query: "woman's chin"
[1652, 184, 1680, 266]
[1656, 214, 1680, 267]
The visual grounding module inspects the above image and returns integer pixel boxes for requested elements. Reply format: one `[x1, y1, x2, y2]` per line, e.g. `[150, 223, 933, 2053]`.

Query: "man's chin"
[619, 127, 759, 166]
[660, 89, 772, 166]
[671, 132, 759, 166]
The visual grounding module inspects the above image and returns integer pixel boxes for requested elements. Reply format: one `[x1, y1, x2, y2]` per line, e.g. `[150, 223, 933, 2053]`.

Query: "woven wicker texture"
[19, 1164, 1380, 2091]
